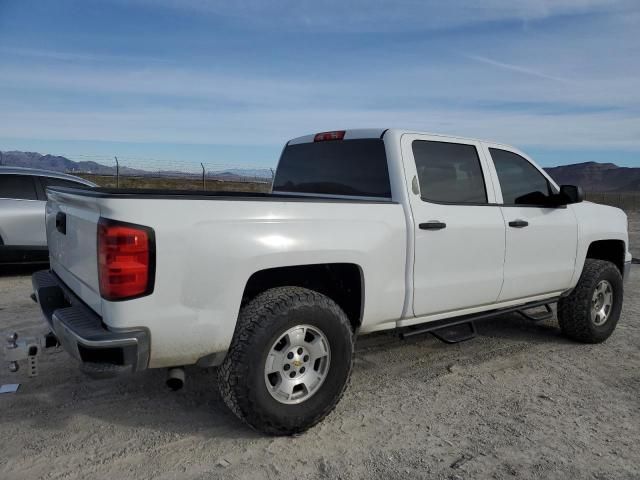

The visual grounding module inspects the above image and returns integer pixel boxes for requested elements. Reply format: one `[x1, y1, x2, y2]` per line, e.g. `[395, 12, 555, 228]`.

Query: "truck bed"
[47, 186, 397, 203]
[44, 185, 408, 367]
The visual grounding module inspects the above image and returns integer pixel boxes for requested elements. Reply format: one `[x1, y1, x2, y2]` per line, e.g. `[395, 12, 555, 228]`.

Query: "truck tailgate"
[46, 189, 103, 315]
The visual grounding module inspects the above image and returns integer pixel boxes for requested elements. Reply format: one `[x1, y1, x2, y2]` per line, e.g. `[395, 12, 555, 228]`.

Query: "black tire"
[557, 259, 623, 343]
[218, 286, 354, 435]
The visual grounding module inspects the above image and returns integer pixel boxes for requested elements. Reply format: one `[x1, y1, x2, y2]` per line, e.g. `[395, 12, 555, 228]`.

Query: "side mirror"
[559, 184, 584, 205]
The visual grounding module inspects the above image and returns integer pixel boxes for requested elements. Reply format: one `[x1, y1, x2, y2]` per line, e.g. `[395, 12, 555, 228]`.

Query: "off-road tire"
[218, 286, 354, 435]
[557, 259, 623, 343]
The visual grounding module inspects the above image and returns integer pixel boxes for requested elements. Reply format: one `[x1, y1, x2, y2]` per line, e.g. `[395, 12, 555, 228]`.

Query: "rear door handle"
[419, 221, 447, 230]
[508, 219, 529, 228]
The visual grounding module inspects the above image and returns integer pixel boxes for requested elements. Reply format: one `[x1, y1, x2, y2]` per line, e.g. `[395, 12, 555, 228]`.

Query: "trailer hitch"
[4, 332, 59, 377]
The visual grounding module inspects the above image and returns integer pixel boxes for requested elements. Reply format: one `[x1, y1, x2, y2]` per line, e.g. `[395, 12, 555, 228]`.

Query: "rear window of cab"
[273, 139, 391, 198]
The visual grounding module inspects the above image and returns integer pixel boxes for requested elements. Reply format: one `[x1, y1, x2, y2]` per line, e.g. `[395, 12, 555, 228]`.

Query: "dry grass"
[585, 191, 640, 211]
[77, 174, 271, 193]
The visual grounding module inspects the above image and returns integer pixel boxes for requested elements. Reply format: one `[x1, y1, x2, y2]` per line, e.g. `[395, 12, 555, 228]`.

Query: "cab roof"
[287, 128, 501, 146]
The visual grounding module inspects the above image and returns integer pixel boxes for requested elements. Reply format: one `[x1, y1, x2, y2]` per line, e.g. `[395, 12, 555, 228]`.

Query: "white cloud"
[3, 104, 639, 152]
[0, 47, 169, 64]
[126, 0, 638, 31]
[464, 54, 574, 84]
[1, 49, 639, 151]
[1, 0, 639, 155]
[0, 64, 323, 107]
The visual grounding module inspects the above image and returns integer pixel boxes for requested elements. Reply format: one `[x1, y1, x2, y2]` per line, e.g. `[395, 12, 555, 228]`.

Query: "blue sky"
[1, 0, 639, 169]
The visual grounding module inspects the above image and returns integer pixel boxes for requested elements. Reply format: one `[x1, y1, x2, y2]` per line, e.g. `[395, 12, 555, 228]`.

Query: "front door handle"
[508, 219, 529, 228]
[419, 221, 447, 230]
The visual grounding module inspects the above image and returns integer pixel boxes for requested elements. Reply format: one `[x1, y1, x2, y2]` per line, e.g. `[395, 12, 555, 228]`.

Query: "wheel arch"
[585, 239, 626, 275]
[241, 263, 364, 331]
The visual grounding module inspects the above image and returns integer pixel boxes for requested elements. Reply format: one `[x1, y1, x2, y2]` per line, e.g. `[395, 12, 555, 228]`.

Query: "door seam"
[496, 206, 508, 301]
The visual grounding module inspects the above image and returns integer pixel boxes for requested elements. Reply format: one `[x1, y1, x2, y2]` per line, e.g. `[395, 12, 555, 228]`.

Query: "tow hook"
[4, 332, 59, 377]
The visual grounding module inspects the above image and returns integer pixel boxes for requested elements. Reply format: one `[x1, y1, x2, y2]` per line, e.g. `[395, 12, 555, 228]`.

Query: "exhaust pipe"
[166, 367, 185, 391]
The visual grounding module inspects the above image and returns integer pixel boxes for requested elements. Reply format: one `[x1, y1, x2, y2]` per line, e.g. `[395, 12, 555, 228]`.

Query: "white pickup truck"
[24, 129, 631, 435]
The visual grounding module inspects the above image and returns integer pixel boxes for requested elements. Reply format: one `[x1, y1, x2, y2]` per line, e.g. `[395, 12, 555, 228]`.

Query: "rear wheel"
[218, 286, 354, 435]
[557, 259, 623, 343]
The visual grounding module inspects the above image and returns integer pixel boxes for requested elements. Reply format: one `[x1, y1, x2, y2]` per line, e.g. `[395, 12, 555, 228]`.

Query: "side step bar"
[517, 303, 553, 322]
[431, 322, 477, 344]
[401, 298, 558, 343]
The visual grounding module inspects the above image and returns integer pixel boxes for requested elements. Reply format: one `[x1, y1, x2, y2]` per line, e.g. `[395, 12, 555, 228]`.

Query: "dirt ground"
[1, 216, 639, 480]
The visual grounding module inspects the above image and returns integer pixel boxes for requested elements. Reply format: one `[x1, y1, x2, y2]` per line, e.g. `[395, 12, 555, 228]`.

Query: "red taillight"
[98, 219, 155, 301]
[314, 130, 345, 142]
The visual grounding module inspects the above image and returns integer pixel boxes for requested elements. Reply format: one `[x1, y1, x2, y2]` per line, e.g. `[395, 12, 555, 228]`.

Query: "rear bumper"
[31, 270, 150, 376]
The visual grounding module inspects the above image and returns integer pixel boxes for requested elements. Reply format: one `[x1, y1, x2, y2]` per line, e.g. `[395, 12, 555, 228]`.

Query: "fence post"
[114, 156, 119, 188]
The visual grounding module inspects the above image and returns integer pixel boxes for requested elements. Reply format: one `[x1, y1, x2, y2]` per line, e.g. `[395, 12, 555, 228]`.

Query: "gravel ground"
[1, 215, 638, 480]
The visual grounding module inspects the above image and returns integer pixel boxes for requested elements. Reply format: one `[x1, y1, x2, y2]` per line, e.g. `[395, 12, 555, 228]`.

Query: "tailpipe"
[166, 367, 185, 391]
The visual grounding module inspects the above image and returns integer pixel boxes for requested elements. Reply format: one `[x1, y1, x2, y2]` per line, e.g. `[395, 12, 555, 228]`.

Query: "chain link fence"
[63, 155, 274, 193]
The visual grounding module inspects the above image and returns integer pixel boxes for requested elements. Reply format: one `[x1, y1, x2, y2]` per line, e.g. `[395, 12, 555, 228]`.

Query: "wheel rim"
[263, 324, 331, 405]
[591, 280, 613, 327]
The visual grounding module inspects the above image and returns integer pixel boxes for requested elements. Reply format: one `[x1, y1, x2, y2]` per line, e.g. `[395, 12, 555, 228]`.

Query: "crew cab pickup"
[29, 129, 631, 435]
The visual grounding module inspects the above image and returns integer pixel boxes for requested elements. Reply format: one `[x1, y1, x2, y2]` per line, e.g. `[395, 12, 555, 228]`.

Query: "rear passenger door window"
[412, 140, 487, 204]
[0, 175, 38, 200]
[489, 148, 554, 206]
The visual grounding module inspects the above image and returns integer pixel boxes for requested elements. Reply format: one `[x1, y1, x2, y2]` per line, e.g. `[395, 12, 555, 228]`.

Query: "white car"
[0, 167, 96, 264]
[25, 129, 631, 434]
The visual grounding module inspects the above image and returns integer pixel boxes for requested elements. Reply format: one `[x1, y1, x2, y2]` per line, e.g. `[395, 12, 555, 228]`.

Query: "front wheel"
[557, 259, 623, 343]
[218, 286, 354, 435]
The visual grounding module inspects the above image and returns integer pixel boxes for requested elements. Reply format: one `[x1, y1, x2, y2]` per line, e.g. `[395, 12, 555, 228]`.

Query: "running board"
[431, 321, 477, 343]
[401, 318, 476, 343]
[517, 303, 553, 322]
[401, 298, 559, 342]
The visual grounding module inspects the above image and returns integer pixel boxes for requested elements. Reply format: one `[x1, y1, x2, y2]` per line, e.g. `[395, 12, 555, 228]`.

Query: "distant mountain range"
[544, 162, 640, 192]
[0, 150, 273, 180]
[0, 150, 117, 175]
[1, 150, 638, 191]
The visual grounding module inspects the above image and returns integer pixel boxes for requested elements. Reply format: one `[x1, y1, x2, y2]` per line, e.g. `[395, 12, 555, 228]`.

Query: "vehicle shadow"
[473, 312, 567, 343]
[1, 310, 573, 440]
[1, 361, 261, 440]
